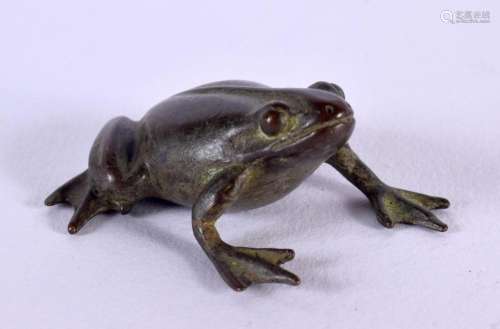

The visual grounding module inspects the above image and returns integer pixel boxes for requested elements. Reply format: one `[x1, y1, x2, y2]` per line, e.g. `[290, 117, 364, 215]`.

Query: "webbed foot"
[45, 171, 107, 234]
[209, 244, 300, 291]
[370, 186, 450, 232]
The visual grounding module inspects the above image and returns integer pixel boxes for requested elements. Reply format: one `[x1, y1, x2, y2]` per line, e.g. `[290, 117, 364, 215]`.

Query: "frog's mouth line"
[238, 115, 354, 163]
[269, 115, 354, 153]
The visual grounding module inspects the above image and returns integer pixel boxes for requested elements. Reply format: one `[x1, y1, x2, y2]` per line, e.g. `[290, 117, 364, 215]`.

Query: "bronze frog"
[45, 81, 450, 291]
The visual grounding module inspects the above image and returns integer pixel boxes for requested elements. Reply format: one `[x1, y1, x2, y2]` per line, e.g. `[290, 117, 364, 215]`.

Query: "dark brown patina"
[46, 81, 450, 291]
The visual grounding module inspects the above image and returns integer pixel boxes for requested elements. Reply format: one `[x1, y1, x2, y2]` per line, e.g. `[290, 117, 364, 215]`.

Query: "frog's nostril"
[320, 104, 347, 122]
[325, 105, 335, 115]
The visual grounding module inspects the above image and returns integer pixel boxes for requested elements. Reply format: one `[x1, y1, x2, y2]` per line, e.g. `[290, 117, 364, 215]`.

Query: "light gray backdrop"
[1, 1, 499, 328]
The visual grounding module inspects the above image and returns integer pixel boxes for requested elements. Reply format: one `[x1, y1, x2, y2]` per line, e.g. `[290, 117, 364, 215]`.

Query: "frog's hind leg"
[326, 144, 450, 232]
[45, 171, 108, 234]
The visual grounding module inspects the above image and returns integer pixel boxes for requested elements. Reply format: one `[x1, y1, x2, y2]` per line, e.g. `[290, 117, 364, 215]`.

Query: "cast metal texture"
[46, 81, 450, 291]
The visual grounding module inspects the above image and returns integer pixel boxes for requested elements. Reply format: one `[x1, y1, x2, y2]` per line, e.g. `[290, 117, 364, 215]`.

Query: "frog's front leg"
[192, 166, 300, 291]
[326, 144, 450, 232]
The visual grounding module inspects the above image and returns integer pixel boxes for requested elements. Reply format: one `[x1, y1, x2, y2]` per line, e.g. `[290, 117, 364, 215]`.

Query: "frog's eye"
[260, 109, 284, 136]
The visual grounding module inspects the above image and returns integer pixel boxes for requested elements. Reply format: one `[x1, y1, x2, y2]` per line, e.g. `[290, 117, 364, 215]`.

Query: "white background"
[1, 1, 499, 328]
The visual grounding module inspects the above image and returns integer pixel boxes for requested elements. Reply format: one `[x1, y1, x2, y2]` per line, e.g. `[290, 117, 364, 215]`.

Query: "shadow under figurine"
[45, 81, 450, 291]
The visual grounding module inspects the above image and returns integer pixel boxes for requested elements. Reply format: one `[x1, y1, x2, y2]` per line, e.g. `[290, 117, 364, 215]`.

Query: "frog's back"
[185, 80, 270, 90]
[138, 81, 272, 206]
[141, 80, 271, 130]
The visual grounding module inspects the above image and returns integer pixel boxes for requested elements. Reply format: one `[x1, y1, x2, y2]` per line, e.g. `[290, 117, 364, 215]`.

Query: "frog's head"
[235, 86, 354, 163]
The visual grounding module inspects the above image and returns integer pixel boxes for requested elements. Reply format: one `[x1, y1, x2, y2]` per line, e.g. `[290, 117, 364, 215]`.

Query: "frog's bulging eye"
[260, 110, 283, 136]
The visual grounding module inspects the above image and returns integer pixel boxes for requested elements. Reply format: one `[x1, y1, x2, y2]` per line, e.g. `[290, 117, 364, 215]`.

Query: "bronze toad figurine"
[45, 81, 450, 291]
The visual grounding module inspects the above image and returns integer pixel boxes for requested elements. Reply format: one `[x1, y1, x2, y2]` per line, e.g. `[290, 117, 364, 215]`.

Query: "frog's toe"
[211, 245, 300, 291]
[46, 171, 113, 234]
[45, 190, 65, 206]
[395, 188, 450, 210]
[371, 188, 448, 232]
[45, 171, 89, 208]
[235, 247, 295, 265]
